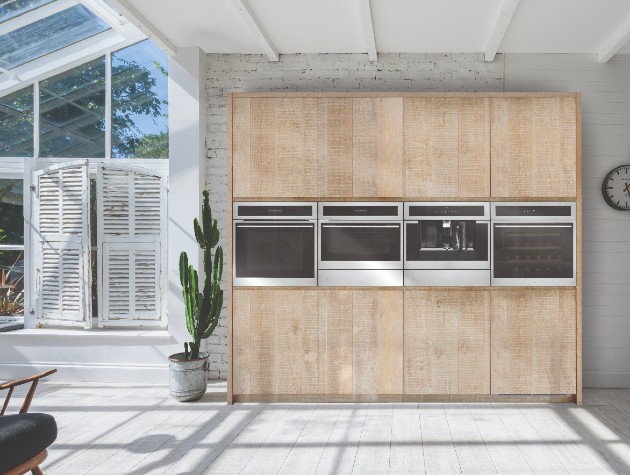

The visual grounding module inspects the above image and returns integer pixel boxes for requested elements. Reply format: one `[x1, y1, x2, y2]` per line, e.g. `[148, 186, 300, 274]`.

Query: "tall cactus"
[179, 190, 223, 360]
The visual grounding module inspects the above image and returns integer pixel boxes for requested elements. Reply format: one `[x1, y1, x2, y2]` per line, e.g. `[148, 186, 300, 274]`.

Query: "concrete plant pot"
[168, 352, 209, 402]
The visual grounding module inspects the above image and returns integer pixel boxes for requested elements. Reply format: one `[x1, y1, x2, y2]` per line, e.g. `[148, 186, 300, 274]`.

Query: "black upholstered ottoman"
[0, 413, 57, 473]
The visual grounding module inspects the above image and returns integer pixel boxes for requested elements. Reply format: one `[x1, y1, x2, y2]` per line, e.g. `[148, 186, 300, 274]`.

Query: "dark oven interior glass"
[406, 221, 488, 262]
[493, 223, 573, 279]
[235, 223, 315, 278]
[321, 224, 401, 261]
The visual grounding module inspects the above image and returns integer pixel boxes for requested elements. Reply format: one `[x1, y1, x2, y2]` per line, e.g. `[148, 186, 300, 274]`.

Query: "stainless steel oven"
[233, 202, 317, 286]
[491, 202, 576, 286]
[404, 202, 490, 286]
[318, 202, 403, 286]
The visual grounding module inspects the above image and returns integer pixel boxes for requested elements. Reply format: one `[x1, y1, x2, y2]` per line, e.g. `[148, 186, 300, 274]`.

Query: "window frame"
[0, 39, 170, 329]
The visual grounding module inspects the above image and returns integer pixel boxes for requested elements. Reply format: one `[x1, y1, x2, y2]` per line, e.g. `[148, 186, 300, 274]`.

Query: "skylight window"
[0, 0, 54, 24]
[0, 4, 110, 70]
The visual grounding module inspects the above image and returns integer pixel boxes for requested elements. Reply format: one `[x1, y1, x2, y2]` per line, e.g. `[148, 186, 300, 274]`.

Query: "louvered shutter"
[97, 164, 167, 327]
[34, 161, 91, 328]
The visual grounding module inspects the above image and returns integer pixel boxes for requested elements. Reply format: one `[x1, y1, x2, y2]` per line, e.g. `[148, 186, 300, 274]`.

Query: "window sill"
[1, 328, 173, 339]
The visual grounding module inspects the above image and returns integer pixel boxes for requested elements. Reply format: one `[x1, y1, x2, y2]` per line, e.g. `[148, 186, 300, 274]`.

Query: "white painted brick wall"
[203, 52, 504, 380]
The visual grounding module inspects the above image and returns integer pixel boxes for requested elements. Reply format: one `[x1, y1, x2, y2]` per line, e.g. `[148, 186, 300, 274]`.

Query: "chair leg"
[32, 467, 43, 475]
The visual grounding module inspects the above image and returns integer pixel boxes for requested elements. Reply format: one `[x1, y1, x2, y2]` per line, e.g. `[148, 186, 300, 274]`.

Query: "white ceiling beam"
[103, 0, 178, 56]
[0, 0, 78, 36]
[597, 18, 630, 63]
[485, 0, 519, 62]
[0, 28, 143, 96]
[230, 0, 279, 62]
[79, 0, 128, 34]
[358, 0, 377, 62]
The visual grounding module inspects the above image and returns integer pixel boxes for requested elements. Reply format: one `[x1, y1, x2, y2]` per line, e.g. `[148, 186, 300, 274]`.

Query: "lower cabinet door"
[404, 289, 491, 395]
[490, 289, 577, 395]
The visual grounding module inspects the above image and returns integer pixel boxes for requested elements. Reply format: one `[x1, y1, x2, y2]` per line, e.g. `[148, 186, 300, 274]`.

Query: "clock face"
[602, 165, 630, 211]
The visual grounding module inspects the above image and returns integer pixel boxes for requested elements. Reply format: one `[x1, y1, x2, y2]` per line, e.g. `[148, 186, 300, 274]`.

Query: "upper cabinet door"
[491, 97, 577, 198]
[232, 97, 319, 198]
[352, 97, 404, 198]
[317, 98, 353, 198]
[404, 97, 490, 198]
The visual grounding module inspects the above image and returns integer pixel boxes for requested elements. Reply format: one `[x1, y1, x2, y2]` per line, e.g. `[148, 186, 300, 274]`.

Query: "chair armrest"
[1, 369, 57, 415]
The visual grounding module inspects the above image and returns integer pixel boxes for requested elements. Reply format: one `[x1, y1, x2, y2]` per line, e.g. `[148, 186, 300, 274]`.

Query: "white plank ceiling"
[116, 0, 630, 60]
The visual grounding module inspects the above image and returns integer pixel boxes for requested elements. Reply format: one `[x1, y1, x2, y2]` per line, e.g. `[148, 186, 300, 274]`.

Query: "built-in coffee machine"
[404, 202, 490, 286]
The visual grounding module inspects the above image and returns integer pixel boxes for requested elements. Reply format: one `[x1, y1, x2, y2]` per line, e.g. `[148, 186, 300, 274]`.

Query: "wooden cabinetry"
[232, 97, 320, 198]
[404, 289, 490, 394]
[232, 288, 403, 399]
[352, 98, 404, 197]
[490, 96, 577, 198]
[404, 97, 491, 198]
[490, 289, 576, 394]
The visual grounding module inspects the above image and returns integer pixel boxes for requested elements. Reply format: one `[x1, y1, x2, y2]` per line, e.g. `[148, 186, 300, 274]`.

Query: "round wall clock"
[602, 165, 630, 211]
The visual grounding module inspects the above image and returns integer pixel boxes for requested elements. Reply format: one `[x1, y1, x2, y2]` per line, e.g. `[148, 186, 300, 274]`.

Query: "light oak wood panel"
[232, 289, 250, 395]
[318, 98, 353, 197]
[322, 289, 353, 394]
[404, 290, 490, 394]
[490, 97, 577, 198]
[404, 97, 490, 198]
[232, 97, 319, 198]
[352, 98, 404, 197]
[351, 290, 404, 396]
[491, 289, 576, 395]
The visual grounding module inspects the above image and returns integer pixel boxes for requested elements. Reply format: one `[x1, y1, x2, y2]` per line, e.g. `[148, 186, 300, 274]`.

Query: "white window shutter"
[97, 163, 167, 327]
[34, 161, 91, 328]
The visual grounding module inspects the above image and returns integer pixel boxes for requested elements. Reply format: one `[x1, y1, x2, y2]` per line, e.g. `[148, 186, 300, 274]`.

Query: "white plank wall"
[505, 54, 630, 388]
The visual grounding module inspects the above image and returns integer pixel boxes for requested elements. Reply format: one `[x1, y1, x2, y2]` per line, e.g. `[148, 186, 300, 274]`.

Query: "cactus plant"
[179, 189, 223, 360]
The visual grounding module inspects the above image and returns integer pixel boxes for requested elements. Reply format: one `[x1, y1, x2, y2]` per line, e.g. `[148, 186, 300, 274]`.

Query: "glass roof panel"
[0, 0, 54, 24]
[0, 4, 110, 70]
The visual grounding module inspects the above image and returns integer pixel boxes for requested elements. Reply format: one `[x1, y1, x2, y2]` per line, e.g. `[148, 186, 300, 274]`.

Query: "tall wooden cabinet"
[491, 96, 577, 198]
[228, 92, 581, 404]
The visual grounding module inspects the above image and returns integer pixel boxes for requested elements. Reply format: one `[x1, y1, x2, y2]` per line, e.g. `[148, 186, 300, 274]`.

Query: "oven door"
[318, 221, 403, 270]
[405, 220, 490, 269]
[492, 222, 576, 286]
[233, 220, 317, 286]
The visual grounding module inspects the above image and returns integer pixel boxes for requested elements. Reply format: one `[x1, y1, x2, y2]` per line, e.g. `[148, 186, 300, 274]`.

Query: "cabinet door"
[232, 289, 324, 395]
[491, 97, 577, 198]
[353, 98, 404, 197]
[404, 289, 490, 394]
[232, 97, 319, 198]
[404, 97, 490, 198]
[320, 289, 404, 396]
[317, 98, 353, 198]
[491, 289, 576, 395]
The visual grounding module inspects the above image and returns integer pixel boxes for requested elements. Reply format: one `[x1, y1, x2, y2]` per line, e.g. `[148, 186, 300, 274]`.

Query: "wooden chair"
[0, 369, 57, 475]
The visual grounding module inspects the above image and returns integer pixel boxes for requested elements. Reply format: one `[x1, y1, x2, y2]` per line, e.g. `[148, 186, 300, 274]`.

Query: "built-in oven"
[318, 202, 403, 286]
[404, 202, 490, 286]
[233, 202, 317, 286]
[491, 202, 576, 286]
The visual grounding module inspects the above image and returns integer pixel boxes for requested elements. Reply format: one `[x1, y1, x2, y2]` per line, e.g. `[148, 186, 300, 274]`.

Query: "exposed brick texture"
[203, 52, 504, 380]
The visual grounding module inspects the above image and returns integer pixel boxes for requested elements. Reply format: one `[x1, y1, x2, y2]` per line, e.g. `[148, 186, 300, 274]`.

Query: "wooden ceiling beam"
[230, 0, 279, 62]
[358, 0, 377, 62]
[597, 18, 630, 63]
[485, 0, 519, 62]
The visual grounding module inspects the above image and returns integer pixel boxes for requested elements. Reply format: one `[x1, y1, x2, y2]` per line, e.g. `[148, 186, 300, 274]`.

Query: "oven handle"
[236, 224, 314, 228]
[321, 224, 400, 228]
[494, 224, 573, 228]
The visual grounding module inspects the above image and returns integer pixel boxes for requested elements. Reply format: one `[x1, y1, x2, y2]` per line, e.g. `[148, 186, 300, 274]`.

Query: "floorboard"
[5, 382, 630, 474]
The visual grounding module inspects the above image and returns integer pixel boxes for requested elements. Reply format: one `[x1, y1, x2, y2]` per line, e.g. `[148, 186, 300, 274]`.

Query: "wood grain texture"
[232, 289, 250, 395]
[377, 290, 404, 394]
[376, 98, 404, 197]
[490, 97, 577, 198]
[249, 290, 275, 394]
[404, 290, 490, 394]
[575, 93, 582, 405]
[404, 98, 489, 198]
[227, 93, 234, 404]
[491, 289, 577, 395]
[323, 290, 353, 394]
[274, 290, 303, 394]
[319, 98, 353, 197]
[232, 97, 250, 198]
[352, 290, 378, 396]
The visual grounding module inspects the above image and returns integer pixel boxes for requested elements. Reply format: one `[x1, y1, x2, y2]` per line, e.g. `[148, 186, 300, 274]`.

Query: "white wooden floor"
[7, 383, 630, 474]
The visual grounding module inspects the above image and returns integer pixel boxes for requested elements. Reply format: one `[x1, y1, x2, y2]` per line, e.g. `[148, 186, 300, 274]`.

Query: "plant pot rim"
[169, 352, 208, 363]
